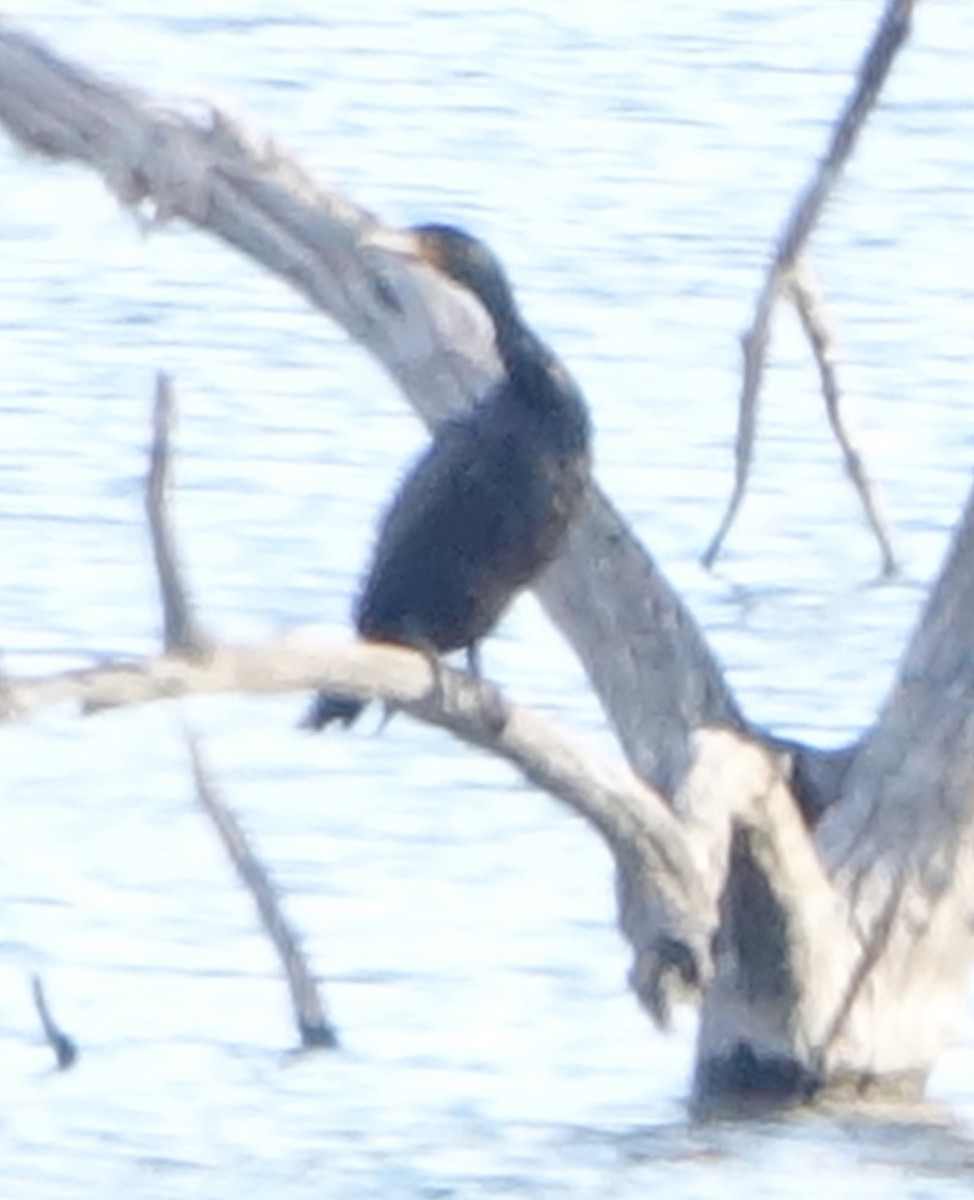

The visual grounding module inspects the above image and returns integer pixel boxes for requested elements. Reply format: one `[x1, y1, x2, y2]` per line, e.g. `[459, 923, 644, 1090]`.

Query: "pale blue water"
[3, 1, 974, 1196]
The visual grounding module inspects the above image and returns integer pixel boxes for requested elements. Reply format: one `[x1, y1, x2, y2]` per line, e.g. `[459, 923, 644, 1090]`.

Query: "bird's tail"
[300, 692, 366, 731]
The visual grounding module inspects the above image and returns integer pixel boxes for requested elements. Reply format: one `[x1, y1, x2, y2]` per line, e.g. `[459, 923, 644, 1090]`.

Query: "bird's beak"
[359, 225, 425, 262]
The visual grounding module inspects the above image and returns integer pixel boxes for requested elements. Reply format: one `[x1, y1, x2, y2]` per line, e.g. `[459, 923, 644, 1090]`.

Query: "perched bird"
[304, 222, 592, 730]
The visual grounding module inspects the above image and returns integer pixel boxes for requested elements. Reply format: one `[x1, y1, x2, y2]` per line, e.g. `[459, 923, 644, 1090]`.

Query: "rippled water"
[3, 1, 974, 1196]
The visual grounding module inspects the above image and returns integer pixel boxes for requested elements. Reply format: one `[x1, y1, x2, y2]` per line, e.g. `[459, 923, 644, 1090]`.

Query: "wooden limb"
[0, 638, 688, 858]
[822, 478, 974, 876]
[184, 727, 338, 1050]
[2, 637, 712, 1023]
[811, 865, 907, 1071]
[543, 492, 744, 796]
[807, 484, 974, 1085]
[689, 731, 859, 1113]
[766, 734, 855, 827]
[0, 19, 739, 797]
[146, 372, 209, 654]
[703, 0, 918, 569]
[30, 973, 78, 1070]
[788, 262, 898, 578]
[701, 290, 773, 571]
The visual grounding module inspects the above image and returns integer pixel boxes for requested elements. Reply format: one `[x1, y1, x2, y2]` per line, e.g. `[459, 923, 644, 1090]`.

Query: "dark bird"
[303, 222, 592, 730]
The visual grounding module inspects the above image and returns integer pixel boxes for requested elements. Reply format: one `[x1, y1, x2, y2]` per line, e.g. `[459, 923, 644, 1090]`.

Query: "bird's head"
[363, 221, 519, 332]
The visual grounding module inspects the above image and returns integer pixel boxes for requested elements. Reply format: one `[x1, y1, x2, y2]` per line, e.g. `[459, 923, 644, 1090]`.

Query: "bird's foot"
[300, 693, 364, 731]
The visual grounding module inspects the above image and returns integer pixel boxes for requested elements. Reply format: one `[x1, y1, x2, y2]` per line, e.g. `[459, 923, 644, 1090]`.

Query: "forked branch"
[703, 0, 917, 570]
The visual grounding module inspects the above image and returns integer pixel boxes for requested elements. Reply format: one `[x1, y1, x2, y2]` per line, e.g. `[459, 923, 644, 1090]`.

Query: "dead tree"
[0, 4, 966, 1116]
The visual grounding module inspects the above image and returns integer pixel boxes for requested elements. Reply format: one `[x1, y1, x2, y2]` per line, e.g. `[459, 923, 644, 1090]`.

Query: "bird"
[303, 222, 592, 730]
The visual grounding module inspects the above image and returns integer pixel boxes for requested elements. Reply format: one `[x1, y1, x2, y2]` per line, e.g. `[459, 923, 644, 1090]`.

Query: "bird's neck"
[495, 313, 551, 383]
[494, 316, 588, 447]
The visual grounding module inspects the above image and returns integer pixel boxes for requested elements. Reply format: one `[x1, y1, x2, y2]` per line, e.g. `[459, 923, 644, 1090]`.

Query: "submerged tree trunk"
[3, 1, 971, 1116]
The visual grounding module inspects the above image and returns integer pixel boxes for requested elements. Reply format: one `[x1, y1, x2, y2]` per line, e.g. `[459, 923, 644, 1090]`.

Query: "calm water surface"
[3, 1, 974, 1196]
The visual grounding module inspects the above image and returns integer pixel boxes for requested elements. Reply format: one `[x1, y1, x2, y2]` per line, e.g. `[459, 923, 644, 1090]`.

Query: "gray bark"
[3, 6, 973, 1115]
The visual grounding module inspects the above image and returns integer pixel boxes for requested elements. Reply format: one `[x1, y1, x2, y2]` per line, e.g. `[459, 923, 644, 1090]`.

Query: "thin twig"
[703, 0, 918, 568]
[183, 726, 338, 1050]
[788, 261, 898, 577]
[30, 973, 78, 1070]
[146, 371, 209, 655]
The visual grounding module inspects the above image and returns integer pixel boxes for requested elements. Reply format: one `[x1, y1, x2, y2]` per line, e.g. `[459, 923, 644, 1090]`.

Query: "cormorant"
[304, 223, 592, 730]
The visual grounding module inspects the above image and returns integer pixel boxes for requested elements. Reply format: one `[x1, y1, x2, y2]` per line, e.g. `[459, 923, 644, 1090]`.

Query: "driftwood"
[2, 8, 973, 1115]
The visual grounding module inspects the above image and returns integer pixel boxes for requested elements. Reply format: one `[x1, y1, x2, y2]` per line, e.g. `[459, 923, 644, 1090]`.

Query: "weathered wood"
[0, 17, 742, 801]
[185, 729, 338, 1049]
[703, 0, 916, 570]
[686, 732, 858, 1110]
[146, 372, 209, 655]
[0, 635, 690, 876]
[804, 484, 974, 1088]
[1, 632, 713, 1030]
[692, 475, 974, 1092]
[0, 17, 754, 1031]
[788, 263, 898, 579]
[4, 11, 974, 1115]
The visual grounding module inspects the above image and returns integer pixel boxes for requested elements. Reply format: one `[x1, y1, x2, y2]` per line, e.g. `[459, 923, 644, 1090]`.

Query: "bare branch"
[822, 478, 974, 877]
[703, 0, 918, 569]
[807, 486, 974, 1079]
[2, 633, 711, 1019]
[30, 973, 78, 1070]
[788, 262, 898, 578]
[0, 18, 741, 796]
[702, 294, 774, 572]
[146, 372, 209, 654]
[0, 637, 683, 850]
[184, 727, 337, 1049]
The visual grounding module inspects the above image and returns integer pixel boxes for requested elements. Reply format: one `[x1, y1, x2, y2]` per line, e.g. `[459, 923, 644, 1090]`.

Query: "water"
[2, 0, 974, 1195]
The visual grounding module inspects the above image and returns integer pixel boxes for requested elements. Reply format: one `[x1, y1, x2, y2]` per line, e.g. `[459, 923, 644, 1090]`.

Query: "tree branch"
[799, 482, 974, 1079]
[0, 638, 680, 849]
[690, 731, 859, 1112]
[2, 635, 715, 1023]
[184, 728, 337, 1049]
[703, 0, 917, 569]
[146, 371, 209, 654]
[0, 17, 741, 797]
[788, 262, 898, 578]
[822, 480, 974, 879]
